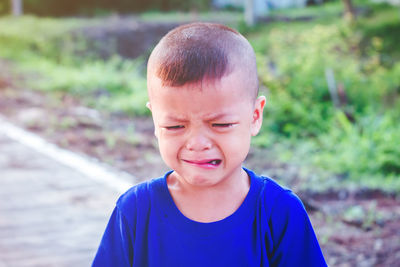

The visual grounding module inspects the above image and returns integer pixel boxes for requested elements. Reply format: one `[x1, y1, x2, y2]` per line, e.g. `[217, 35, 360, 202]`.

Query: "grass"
[0, 15, 150, 115]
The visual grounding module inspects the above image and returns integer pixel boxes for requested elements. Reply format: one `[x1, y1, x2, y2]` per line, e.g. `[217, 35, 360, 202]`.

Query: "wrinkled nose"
[185, 130, 212, 151]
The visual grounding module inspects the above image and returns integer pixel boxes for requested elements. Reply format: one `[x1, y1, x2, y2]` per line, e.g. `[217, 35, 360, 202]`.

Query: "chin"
[185, 174, 222, 187]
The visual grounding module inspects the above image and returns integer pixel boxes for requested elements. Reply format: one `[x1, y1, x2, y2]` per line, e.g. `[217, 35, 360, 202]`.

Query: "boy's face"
[147, 70, 265, 188]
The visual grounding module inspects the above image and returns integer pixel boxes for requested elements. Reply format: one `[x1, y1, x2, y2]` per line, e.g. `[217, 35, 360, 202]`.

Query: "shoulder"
[247, 168, 307, 220]
[246, 169, 326, 265]
[116, 176, 165, 218]
[264, 177, 305, 213]
[255, 173, 314, 239]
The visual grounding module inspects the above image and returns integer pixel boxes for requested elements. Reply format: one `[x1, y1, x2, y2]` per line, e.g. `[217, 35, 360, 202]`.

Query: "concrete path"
[0, 122, 135, 266]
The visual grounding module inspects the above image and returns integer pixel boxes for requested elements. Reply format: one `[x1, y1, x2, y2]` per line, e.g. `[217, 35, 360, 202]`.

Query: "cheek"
[219, 131, 251, 156]
[157, 135, 181, 161]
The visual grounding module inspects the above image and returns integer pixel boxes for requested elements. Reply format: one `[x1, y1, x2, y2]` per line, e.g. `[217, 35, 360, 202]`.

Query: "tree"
[11, 0, 23, 16]
[342, 0, 355, 22]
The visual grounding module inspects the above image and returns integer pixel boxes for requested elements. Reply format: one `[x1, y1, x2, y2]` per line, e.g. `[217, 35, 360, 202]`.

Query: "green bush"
[252, 11, 399, 138]
[247, 2, 400, 189]
[0, 0, 212, 16]
[0, 16, 149, 115]
[23, 56, 149, 115]
[311, 110, 400, 177]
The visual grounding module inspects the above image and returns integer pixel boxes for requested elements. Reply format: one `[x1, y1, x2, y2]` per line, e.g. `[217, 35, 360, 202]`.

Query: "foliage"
[139, 10, 242, 23]
[0, 16, 149, 115]
[315, 110, 400, 177]
[0, 0, 212, 16]
[22, 56, 149, 115]
[0, 0, 8, 14]
[247, 1, 400, 190]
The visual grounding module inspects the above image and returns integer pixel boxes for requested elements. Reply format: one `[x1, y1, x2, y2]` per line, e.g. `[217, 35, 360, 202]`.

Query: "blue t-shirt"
[92, 168, 327, 266]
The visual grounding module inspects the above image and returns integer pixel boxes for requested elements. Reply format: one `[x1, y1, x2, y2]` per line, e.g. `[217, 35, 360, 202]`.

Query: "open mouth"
[184, 159, 222, 167]
[207, 159, 222, 166]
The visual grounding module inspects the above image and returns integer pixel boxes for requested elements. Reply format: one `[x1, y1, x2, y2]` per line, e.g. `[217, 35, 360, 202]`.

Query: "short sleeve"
[267, 190, 327, 266]
[91, 205, 135, 267]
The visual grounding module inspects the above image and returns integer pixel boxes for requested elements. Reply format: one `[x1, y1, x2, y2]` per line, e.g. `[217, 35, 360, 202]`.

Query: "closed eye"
[212, 123, 235, 128]
[165, 125, 184, 130]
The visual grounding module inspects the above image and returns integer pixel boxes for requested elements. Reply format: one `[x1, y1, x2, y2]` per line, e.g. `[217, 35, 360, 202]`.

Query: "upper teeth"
[210, 160, 218, 165]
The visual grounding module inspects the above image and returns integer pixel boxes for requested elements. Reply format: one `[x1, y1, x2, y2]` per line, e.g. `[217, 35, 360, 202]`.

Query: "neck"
[171, 167, 249, 195]
[167, 167, 251, 223]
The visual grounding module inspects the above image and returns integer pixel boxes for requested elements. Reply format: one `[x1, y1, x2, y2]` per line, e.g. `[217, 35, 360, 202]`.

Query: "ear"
[145, 102, 158, 137]
[250, 96, 266, 136]
[146, 102, 152, 111]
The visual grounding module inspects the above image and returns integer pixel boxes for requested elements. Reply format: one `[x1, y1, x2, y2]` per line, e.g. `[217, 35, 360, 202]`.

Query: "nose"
[185, 128, 212, 151]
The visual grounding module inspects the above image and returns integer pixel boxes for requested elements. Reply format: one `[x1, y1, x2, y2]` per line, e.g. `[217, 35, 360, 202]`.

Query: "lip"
[182, 159, 222, 169]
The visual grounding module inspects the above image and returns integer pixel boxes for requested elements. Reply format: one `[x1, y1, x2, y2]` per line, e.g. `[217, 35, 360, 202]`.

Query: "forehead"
[148, 71, 254, 119]
[148, 66, 254, 101]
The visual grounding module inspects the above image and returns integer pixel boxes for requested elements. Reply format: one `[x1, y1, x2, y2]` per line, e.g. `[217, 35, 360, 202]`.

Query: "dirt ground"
[1, 30, 399, 266]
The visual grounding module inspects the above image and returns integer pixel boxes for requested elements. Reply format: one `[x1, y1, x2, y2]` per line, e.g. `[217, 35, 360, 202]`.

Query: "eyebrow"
[204, 113, 233, 121]
[164, 113, 234, 122]
[164, 115, 188, 122]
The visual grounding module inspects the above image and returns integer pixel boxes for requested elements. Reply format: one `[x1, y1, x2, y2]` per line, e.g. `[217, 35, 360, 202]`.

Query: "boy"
[92, 22, 327, 266]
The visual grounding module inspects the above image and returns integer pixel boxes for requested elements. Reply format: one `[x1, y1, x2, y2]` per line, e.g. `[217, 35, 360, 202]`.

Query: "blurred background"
[0, 0, 399, 266]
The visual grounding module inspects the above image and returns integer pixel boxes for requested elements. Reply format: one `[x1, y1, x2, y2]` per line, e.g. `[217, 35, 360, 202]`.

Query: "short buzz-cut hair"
[147, 22, 259, 97]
